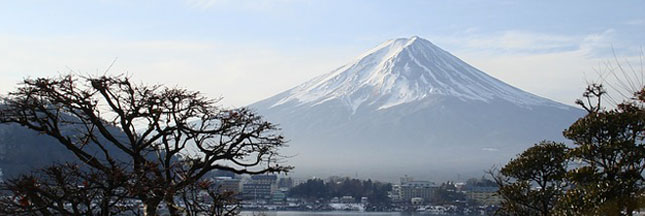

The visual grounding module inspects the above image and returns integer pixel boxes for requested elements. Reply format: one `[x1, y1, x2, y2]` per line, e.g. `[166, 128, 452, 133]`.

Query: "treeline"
[288, 177, 392, 206]
[465, 177, 496, 188]
[432, 182, 466, 205]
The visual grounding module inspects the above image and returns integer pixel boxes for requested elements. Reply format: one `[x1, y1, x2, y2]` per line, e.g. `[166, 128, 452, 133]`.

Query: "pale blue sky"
[1, 0, 644, 106]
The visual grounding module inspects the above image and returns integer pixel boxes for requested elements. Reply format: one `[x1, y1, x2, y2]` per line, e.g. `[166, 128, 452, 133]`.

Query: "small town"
[211, 173, 501, 215]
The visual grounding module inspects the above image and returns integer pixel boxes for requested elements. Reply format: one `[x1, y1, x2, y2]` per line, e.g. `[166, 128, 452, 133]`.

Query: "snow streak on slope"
[250, 36, 584, 179]
[272, 36, 568, 112]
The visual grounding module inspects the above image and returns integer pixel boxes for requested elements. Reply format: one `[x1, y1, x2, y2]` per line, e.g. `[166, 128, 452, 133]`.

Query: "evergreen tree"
[557, 84, 645, 216]
[492, 141, 568, 216]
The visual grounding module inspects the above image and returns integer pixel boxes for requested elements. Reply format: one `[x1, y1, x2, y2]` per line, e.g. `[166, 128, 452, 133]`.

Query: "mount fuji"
[250, 36, 584, 180]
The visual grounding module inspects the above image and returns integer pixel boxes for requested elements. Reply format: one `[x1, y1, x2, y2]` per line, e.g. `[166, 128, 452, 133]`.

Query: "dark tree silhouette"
[557, 84, 645, 216]
[0, 75, 291, 215]
[493, 84, 645, 216]
[491, 141, 568, 216]
[287, 177, 392, 209]
[178, 178, 240, 216]
[0, 163, 135, 215]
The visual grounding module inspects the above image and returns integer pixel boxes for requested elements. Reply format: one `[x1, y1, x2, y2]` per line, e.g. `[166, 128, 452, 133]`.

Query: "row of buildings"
[215, 174, 501, 208]
[213, 174, 294, 204]
[389, 176, 501, 205]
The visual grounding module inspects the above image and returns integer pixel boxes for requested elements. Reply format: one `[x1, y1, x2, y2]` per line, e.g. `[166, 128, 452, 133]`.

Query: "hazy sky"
[1, 0, 644, 107]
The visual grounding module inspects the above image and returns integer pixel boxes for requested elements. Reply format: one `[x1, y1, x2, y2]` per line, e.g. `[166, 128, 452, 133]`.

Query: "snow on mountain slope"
[271, 36, 568, 112]
[250, 36, 583, 179]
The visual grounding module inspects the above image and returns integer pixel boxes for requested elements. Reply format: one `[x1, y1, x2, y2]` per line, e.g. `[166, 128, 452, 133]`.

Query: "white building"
[390, 176, 439, 203]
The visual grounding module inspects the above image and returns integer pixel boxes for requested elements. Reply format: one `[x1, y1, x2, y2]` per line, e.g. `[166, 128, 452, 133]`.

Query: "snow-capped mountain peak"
[271, 36, 566, 112]
[250, 36, 583, 178]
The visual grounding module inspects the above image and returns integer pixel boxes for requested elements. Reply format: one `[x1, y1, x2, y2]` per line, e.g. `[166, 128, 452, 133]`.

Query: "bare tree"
[0, 163, 136, 216]
[179, 178, 240, 216]
[0, 74, 292, 215]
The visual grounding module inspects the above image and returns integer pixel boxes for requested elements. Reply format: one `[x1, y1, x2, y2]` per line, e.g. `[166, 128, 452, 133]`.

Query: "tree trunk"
[165, 195, 181, 216]
[100, 191, 111, 216]
[625, 199, 634, 216]
[143, 200, 160, 216]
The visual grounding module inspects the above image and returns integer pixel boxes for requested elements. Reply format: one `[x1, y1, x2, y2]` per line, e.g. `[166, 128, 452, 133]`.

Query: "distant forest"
[288, 177, 391, 206]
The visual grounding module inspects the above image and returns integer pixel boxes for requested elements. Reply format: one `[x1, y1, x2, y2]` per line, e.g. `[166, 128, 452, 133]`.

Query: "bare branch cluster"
[0, 74, 292, 215]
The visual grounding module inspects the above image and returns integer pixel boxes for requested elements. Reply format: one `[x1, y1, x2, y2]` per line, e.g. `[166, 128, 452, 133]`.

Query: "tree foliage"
[495, 83, 645, 216]
[492, 141, 568, 216]
[431, 182, 466, 205]
[557, 84, 645, 216]
[288, 177, 392, 208]
[466, 177, 497, 188]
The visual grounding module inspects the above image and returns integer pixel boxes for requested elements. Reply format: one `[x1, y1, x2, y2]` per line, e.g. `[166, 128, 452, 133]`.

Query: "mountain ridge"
[266, 36, 573, 114]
